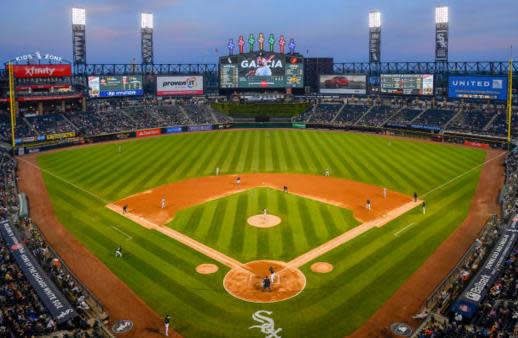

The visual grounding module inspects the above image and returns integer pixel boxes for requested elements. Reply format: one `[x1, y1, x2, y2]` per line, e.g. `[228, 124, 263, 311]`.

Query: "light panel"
[72, 8, 86, 25]
[369, 11, 381, 28]
[435, 6, 449, 24]
[141, 12, 153, 29]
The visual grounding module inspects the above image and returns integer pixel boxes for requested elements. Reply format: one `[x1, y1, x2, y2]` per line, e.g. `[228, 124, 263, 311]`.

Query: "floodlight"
[369, 11, 381, 29]
[435, 6, 448, 24]
[141, 13, 153, 29]
[72, 8, 86, 25]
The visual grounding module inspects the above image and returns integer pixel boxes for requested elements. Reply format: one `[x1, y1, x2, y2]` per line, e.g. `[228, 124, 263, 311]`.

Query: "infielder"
[366, 199, 371, 211]
[422, 201, 426, 214]
[215, 167, 220, 176]
[263, 208, 268, 220]
[236, 176, 241, 185]
[269, 266, 276, 284]
[122, 204, 128, 214]
[324, 168, 330, 177]
[164, 314, 171, 336]
[161, 195, 166, 209]
[383, 187, 387, 199]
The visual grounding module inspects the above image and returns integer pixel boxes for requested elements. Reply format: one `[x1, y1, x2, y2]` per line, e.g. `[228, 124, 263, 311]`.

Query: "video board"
[448, 76, 508, 100]
[220, 52, 303, 89]
[319, 75, 367, 94]
[88, 75, 143, 97]
[380, 74, 434, 96]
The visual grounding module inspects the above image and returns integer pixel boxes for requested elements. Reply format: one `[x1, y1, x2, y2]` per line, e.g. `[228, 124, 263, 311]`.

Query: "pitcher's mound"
[196, 263, 218, 274]
[223, 260, 305, 303]
[247, 215, 282, 228]
[311, 262, 334, 273]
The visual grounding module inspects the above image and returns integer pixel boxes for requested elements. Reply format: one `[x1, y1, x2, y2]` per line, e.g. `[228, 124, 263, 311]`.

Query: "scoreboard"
[380, 74, 434, 96]
[220, 52, 303, 89]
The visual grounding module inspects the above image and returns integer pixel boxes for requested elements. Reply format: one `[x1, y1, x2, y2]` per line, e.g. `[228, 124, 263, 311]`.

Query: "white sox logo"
[249, 310, 282, 338]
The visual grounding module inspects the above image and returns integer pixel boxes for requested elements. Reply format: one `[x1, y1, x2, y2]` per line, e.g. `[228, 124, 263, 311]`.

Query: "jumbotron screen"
[88, 75, 144, 97]
[380, 74, 434, 96]
[219, 52, 303, 89]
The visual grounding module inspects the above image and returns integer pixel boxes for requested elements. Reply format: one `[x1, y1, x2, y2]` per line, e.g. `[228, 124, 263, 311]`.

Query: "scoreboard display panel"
[220, 52, 303, 89]
[88, 75, 144, 97]
[380, 74, 434, 96]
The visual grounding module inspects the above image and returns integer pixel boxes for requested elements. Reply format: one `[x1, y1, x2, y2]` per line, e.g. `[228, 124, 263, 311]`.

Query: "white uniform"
[383, 188, 387, 199]
[161, 198, 166, 209]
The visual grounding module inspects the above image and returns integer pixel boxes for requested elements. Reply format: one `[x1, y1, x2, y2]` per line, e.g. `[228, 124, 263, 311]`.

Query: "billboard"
[88, 75, 143, 97]
[448, 76, 508, 100]
[380, 74, 434, 95]
[11, 64, 72, 78]
[220, 52, 303, 89]
[319, 75, 367, 94]
[157, 76, 204, 96]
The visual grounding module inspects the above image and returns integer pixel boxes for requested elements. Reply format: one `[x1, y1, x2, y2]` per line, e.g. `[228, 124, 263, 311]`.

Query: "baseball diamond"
[16, 129, 500, 337]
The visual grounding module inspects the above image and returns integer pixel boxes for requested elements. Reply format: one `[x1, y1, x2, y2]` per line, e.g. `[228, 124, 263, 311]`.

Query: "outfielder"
[422, 201, 426, 214]
[115, 246, 123, 258]
[324, 168, 330, 177]
[164, 314, 171, 336]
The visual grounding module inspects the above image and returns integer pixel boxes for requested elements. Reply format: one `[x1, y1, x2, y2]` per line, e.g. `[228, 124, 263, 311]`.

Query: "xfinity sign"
[448, 76, 507, 100]
[157, 76, 204, 96]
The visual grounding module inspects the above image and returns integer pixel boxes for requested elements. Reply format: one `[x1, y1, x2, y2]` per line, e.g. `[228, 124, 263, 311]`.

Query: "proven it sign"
[157, 76, 204, 96]
[11, 65, 72, 78]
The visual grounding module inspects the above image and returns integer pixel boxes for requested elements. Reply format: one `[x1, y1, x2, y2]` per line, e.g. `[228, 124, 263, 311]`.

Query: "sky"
[1, 0, 517, 64]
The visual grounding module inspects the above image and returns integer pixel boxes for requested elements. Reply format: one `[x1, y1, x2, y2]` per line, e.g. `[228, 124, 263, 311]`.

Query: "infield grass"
[36, 129, 487, 337]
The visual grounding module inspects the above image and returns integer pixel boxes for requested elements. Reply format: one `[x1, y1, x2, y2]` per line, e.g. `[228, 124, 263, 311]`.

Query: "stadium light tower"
[368, 10, 381, 63]
[72, 8, 86, 64]
[141, 12, 154, 65]
[435, 6, 449, 62]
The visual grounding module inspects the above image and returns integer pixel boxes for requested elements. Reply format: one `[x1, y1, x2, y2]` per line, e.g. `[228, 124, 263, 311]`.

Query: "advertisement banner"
[292, 123, 307, 129]
[319, 75, 367, 94]
[381, 74, 434, 95]
[88, 75, 143, 98]
[435, 23, 448, 61]
[188, 125, 212, 132]
[164, 127, 183, 134]
[0, 220, 77, 323]
[448, 76, 508, 100]
[157, 76, 204, 96]
[46, 131, 76, 141]
[220, 52, 303, 89]
[453, 215, 518, 317]
[463, 141, 490, 149]
[11, 64, 72, 78]
[369, 28, 381, 63]
[136, 128, 161, 138]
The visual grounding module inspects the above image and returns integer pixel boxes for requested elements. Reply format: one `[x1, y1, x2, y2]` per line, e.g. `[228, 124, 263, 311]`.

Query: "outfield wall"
[15, 122, 511, 155]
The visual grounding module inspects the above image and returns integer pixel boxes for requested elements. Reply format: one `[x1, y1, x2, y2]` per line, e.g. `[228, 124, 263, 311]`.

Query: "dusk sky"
[1, 0, 517, 64]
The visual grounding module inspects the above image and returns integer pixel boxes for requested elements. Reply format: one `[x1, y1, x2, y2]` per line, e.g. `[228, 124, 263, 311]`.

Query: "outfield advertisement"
[0, 220, 77, 323]
[220, 52, 303, 89]
[157, 76, 204, 96]
[88, 75, 143, 97]
[319, 75, 367, 94]
[380, 74, 434, 95]
[136, 129, 161, 138]
[448, 76, 508, 100]
[11, 64, 72, 78]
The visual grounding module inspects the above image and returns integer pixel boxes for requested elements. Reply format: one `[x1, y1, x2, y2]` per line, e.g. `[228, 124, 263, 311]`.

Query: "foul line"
[421, 151, 506, 199]
[111, 226, 133, 240]
[393, 222, 416, 237]
[17, 157, 110, 205]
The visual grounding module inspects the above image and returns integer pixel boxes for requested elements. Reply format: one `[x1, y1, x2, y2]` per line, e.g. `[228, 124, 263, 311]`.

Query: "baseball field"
[25, 129, 489, 337]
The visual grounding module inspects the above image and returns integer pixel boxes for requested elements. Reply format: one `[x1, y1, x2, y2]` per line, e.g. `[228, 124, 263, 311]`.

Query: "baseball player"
[413, 192, 418, 202]
[263, 208, 268, 221]
[215, 167, 220, 176]
[164, 314, 171, 336]
[262, 276, 272, 291]
[283, 185, 288, 193]
[383, 187, 387, 199]
[161, 195, 166, 209]
[236, 176, 241, 185]
[366, 199, 371, 211]
[122, 204, 128, 214]
[324, 168, 330, 177]
[269, 266, 276, 284]
[115, 246, 123, 258]
[422, 201, 426, 214]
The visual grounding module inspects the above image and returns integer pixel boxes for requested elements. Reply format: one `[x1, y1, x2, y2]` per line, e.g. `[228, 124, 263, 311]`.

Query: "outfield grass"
[169, 187, 360, 262]
[36, 130, 486, 337]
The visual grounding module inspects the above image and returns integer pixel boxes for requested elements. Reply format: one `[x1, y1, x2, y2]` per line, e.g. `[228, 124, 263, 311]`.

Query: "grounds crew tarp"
[0, 219, 77, 323]
[452, 214, 518, 318]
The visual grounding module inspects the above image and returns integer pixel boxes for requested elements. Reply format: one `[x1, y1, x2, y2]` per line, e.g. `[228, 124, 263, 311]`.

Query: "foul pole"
[8, 62, 16, 153]
[507, 54, 513, 149]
